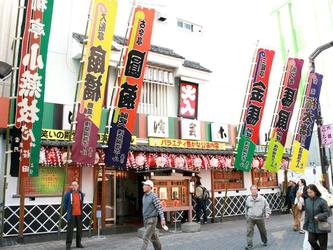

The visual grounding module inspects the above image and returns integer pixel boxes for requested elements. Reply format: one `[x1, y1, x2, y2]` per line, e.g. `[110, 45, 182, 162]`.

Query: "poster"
[105, 7, 155, 168]
[290, 72, 323, 173]
[14, 0, 54, 176]
[235, 48, 275, 172]
[265, 58, 303, 172]
[72, 0, 118, 164]
[320, 125, 333, 146]
[178, 81, 198, 119]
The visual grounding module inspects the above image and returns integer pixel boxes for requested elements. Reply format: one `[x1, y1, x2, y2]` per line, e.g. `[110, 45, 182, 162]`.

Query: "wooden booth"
[143, 168, 196, 223]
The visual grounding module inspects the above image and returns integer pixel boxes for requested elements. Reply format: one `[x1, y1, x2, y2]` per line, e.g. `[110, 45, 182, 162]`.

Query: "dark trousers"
[247, 218, 267, 246]
[66, 215, 83, 247]
[308, 232, 328, 250]
[195, 198, 207, 222]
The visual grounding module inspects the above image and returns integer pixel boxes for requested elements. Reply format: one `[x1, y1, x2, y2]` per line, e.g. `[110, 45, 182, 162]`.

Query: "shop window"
[20, 165, 81, 196]
[251, 169, 278, 188]
[213, 169, 244, 190]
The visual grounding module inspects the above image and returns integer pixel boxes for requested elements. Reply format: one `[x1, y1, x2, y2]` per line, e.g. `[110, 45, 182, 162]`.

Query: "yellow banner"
[149, 138, 226, 150]
[41, 129, 137, 145]
[289, 140, 308, 173]
[78, 0, 118, 127]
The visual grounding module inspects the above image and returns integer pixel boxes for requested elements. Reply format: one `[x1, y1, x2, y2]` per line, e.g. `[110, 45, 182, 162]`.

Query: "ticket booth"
[142, 168, 196, 223]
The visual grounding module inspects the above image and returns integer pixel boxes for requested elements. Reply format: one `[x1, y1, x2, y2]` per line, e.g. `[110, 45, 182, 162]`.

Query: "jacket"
[64, 190, 84, 221]
[304, 196, 330, 234]
[245, 194, 271, 219]
[142, 191, 164, 220]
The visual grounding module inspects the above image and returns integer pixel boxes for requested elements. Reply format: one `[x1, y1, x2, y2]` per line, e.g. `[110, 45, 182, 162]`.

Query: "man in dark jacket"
[64, 181, 84, 250]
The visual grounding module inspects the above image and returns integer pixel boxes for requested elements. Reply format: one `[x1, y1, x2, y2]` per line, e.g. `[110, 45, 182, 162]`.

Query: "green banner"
[29, 0, 54, 176]
[265, 138, 284, 173]
[234, 135, 256, 172]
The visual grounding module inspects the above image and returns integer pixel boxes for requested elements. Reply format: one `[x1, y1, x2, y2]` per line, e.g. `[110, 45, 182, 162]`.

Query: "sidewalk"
[1, 214, 333, 250]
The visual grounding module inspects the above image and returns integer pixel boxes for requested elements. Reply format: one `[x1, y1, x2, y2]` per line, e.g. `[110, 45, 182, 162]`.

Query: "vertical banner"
[178, 81, 199, 119]
[265, 58, 304, 172]
[105, 7, 155, 168]
[320, 125, 333, 146]
[72, 0, 118, 164]
[289, 72, 323, 173]
[14, 0, 54, 177]
[235, 48, 275, 172]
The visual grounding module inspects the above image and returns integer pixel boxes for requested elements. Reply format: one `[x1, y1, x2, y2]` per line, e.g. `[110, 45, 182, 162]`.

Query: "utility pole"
[309, 41, 333, 189]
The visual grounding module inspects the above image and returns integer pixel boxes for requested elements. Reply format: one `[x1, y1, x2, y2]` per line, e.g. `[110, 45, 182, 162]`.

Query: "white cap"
[142, 180, 154, 188]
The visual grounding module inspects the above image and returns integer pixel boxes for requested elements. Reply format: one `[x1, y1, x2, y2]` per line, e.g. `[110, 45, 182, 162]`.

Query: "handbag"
[318, 221, 331, 233]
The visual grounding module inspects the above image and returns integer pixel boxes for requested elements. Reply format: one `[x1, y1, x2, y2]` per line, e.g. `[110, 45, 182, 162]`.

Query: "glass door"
[105, 170, 116, 224]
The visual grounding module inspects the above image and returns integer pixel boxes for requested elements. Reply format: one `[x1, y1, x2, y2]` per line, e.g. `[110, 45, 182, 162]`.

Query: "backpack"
[202, 186, 210, 200]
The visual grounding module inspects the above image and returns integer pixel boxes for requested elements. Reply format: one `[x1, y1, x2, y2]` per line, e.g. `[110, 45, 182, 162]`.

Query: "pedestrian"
[304, 184, 330, 250]
[64, 181, 84, 250]
[245, 185, 271, 250]
[298, 179, 308, 234]
[294, 191, 304, 234]
[141, 180, 166, 250]
[195, 179, 209, 224]
[289, 178, 299, 231]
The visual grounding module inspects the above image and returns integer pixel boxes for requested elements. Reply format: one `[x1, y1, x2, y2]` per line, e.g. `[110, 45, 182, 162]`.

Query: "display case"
[212, 169, 244, 190]
[251, 169, 278, 188]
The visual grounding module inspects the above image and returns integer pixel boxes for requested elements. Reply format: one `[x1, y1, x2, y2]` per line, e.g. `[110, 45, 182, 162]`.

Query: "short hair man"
[64, 181, 84, 250]
[141, 180, 166, 250]
[245, 185, 271, 249]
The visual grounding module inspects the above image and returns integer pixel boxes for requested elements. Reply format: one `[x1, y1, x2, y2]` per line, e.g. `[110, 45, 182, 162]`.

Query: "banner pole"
[235, 41, 259, 151]
[265, 51, 290, 153]
[0, 0, 24, 240]
[57, 0, 93, 239]
[102, 0, 136, 144]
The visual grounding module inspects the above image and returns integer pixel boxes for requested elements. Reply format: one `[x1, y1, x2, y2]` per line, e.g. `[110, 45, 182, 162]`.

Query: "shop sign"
[235, 48, 275, 172]
[211, 123, 229, 143]
[147, 115, 169, 138]
[181, 118, 201, 140]
[265, 58, 303, 172]
[290, 72, 322, 173]
[105, 7, 155, 168]
[14, 0, 55, 176]
[149, 138, 226, 150]
[41, 128, 137, 145]
[178, 82, 198, 119]
[72, 0, 118, 164]
[320, 125, 333, 146]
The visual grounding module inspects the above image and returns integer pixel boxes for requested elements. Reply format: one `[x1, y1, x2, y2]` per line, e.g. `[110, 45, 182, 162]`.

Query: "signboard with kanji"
[147, 115, 169, 138]
[14, 0, 54, 176]
[181, 119, 201, 140]
[178, 81, 198, 119]
[265, 58, 303, 172]
[235, 48, 275, 172]
[72, 0, 118, 164]
[211, 123, 229, 143]
[289, 72, 323, 173]
[149, 138, 226, 150]
[105, 7, 155, 168]
[320, 125, 333, 146]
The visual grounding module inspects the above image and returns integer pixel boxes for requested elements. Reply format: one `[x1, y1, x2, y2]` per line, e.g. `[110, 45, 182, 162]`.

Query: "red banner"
[178, 81, 198, 119]
[105, 7, 155, 167]
[243, 48, 275, 143]
[14, 0, 45, 177]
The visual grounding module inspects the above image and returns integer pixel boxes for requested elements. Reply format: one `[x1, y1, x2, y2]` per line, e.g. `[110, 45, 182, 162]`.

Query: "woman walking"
[297, 179, 307, 234]
[304, 184, 330, 250]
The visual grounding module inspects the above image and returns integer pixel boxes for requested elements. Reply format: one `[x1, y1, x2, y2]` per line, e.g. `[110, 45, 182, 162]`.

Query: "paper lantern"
[252, 158, 260, 169]
[186, 155, 194, 169]
[193, 157, 202, 169]
[210, 157, 219, 168]
[39, 147, 47, 165]
[156, 156, 166, 168]
[175, 156, 185, 168]
[168, 154, 175, 167]
[147, 153, 156, 167]
[135, 153, 146, 167]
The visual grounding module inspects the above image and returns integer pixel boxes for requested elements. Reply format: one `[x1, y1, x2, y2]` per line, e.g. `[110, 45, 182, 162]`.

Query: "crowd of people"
[62, 178, 331, 250]
[284, 178, 331, 250]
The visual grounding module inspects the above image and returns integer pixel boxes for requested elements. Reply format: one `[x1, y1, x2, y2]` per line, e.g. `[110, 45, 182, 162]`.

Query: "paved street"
[2, 214, 333, 250]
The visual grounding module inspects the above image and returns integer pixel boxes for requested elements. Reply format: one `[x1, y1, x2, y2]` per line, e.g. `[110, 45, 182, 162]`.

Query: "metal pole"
[1, 0, 24, 240]
[316, 104, 329, 189]
[57, 0, 93, 239]
[328, 146, 333, 187]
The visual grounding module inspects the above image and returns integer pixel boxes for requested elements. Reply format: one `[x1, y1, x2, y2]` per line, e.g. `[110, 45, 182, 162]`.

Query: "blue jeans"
[195, 198, 207, 222]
